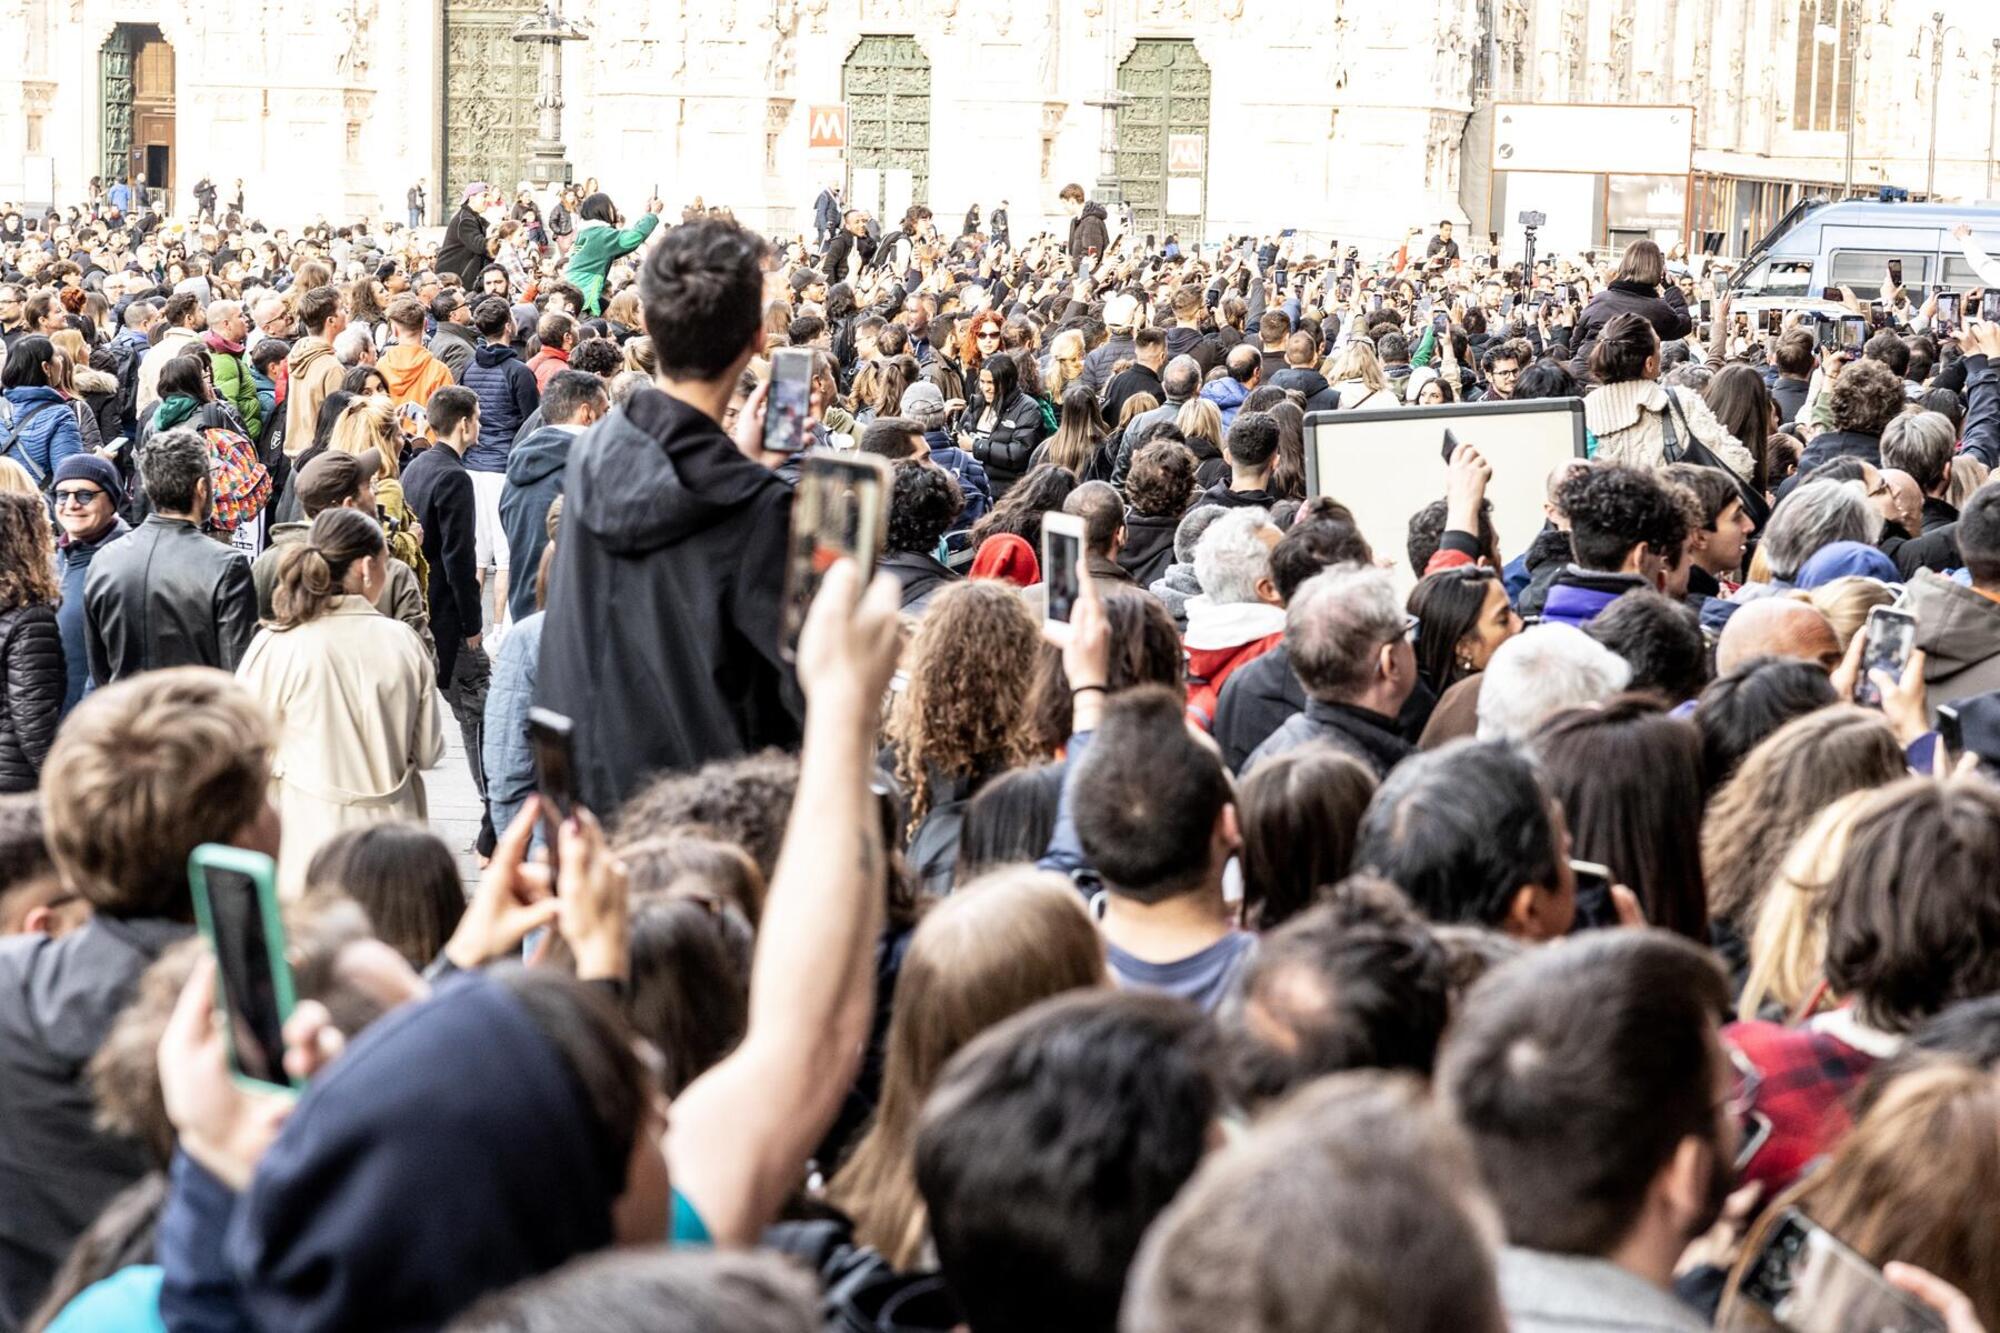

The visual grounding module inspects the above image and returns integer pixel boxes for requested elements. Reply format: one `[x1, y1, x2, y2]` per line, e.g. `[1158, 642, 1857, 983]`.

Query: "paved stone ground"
[425, 693, 486, 893]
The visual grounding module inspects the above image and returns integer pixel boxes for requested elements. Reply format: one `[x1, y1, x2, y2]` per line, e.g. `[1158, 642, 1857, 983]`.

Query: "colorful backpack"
[200, 426, 273, 534]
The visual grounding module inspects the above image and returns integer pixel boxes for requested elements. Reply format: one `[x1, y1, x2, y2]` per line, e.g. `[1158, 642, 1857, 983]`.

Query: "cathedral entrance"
[101, 24, 174, 206]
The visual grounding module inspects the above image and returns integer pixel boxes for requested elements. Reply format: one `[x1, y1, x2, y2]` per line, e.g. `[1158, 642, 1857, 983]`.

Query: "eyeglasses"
[53, 487, 103, 507]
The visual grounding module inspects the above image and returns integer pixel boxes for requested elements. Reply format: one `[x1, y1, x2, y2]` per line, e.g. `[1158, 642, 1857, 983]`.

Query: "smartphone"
[1370, 292, 1383, 312]
[781, 453, 891, 654]
[1869, 300, 1888, 330]
[1279, 227, 1297, 239]
[763, 347, 813, 455]
[1935, 292, 1962, 333]
[1983, 291, 2000, 323]
[1567, 859, 1620, 933]
[1939, 703, 1963, 757]
[102, 435, 129, 456]
[1736, 1208, 1946, 1333]
[1042, 510, 1086, 635]
[1442, 427, 1462, 463]
[1838, 315, 1869, 351]
[1854, 606, 1917, 708]
[527, 707, 576, 871]
[1888, 258, 1904, 286]
[188, 844, 300, 1094]
[1764, 309, 1784, 336]
[1732, 313, 1752, 341]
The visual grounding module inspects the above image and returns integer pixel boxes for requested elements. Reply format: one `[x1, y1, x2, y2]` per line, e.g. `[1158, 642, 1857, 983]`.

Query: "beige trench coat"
[237, 596, 445, 894]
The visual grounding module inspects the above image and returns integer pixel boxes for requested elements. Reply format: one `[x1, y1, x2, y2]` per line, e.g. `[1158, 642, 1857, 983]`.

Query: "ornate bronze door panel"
[100, 30, 135, 186]
[842, 35, 931, 222]
[443, 0, 538, 203]
[1117, 39, 1212, 243]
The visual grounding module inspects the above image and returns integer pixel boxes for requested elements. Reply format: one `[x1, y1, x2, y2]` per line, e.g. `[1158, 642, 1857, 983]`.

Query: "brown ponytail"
[269, 507, 386, 629]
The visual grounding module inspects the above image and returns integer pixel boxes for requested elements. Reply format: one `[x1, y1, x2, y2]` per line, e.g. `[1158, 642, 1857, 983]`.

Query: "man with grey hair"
[1150, 502, 1230, 631]
[1186, 507, 1287, 725]
[1882, 409, 1965, 575]
[1706, 477, 1881, 633]
[1474, 623, 1632, 742]
[82, 428, 257, 683]
[248, 294, 291, 351]
[1246, 564, 1418, 774]
[202, 298, 262, 440]
[1112, 353, 1202, 487]
[333, 323, 377, 369]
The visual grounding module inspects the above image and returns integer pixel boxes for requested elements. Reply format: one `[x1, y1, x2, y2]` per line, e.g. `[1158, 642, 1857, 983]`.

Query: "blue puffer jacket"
[0, 386, 84, 488]
[1198, 376, 1251, 430]
[457, 344, 539, 473]
[481, 611, 543, 842]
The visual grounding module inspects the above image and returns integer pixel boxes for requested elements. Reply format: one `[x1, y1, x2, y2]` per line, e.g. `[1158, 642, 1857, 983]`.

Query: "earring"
[1455, 653, 1475, 672]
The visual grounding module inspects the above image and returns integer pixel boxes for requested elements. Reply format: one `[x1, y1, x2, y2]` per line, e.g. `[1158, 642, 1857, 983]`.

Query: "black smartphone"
[189, 845, 299, 1094]
[1939, 703, 1963, 757]
[1854, 606, 1917, 708]
[1868, 300, 1888, 330]
[1936, 292, 1963, 334]
[1737, 1208, 1945, 1333]
[1888, 258, 1904, 286]
[1568, 859, 1620, 933]
[782, 453, 891, 654]
[1764, 309, 1784, 336]
[527, 707, 577, 873]
[763, 347, 813, 455]
[1442, 427, 1462, 463]
[1042, 512, 1086, 635]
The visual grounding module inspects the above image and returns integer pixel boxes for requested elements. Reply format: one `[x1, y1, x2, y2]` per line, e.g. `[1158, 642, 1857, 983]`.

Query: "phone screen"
[782, 454, 890, 653]
[196, 855, 291, 1089]
[764, 348, 813, 455]
[1936, 293, 1963, 333]
[1042, 513, 1085, 627]
[1567, 860, 1620, 933]
[1855, 608, 1917, 708]
[1983, 291, 2000, 324]
[527, 706, 576, 869]
[1738, 1209, 1946, 1333]
[1889, 258, 1904, 285]
[1764, 309, 1784, 336]
[1838, 316, 1869, 351]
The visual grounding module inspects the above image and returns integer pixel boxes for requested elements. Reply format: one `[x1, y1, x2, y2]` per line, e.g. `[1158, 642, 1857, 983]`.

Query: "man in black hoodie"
[1061, 182, 1109, 258]
[1266, 331, 1341, 412]
[538, 217, 802, 816]
[436, 182, 493, 288]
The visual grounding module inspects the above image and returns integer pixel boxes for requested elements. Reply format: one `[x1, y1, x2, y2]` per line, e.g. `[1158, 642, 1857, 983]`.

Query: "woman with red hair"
[956, 310, 1007, 424]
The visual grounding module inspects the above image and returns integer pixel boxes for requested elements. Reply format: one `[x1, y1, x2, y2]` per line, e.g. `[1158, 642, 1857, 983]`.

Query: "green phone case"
[187, 843, 302, 1095]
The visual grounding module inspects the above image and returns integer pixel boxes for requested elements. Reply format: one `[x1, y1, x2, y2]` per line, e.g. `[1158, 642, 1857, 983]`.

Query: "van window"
[1827, 250, 1933, 296]
[1741, 258, 1815, 297]
[1939, 256, 1995, 291]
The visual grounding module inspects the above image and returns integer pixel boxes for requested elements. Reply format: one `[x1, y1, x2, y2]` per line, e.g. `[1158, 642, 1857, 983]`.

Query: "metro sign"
[809, 104, 848, 151]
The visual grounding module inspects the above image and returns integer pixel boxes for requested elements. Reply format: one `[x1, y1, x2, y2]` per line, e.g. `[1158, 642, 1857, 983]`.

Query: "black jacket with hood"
[1267, 365, 1341, 413]
[537, 388, 801, 817]
[1569, 279, 1692, 377]
[435, 202, 490, 288]
[1116, 508, 1181, 587]
[1067, 201, 1110, 258]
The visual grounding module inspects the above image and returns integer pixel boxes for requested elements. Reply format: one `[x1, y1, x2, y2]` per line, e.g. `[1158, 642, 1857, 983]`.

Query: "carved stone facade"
[3, 0, 1996, 247]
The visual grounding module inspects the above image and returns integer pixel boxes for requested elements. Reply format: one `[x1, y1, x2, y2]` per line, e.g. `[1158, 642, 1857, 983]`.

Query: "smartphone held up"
[1041, 511, 1086, 641]
[762, 347, 814, 455]
[782, 453, 891, 654]
[189, 844, 301, 1094]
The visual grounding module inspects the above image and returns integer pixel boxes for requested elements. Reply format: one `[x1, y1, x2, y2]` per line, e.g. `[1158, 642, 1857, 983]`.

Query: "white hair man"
[1475, 624, 1632, 742]
[1186, 506, 1286, 727]
[1246, 564, 1419, 775]
[332, 323, 377, 369]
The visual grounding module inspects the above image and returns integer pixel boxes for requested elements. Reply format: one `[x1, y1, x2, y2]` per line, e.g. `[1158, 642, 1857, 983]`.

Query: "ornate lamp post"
[511, 1, 589, 188]
[1911, 11, 1964, 201]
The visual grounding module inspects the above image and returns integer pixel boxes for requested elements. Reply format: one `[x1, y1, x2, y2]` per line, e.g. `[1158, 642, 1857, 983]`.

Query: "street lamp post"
[1912, 11, 1964, 201]
[511, 1, 589, 189]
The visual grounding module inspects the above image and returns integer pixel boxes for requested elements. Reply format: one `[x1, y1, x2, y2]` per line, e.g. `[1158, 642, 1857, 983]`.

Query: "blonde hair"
[1950, 455, 1991, 511]
[329, 395, 400, 479]
[49, 329, 89, 370]
[1046, 329, 1087, 400]
[1794, 577, 1896, 650]
[1175, 397, 1223, 450]
[1738, 790, 1872, 1022]
[1329, 340, 1388, 394]
[0, 459, 40, 499]
[825, 869, 1104, 1268]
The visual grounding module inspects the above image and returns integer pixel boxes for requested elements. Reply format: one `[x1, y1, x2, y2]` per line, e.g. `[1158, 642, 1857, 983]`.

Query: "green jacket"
[564, 213, 660, 314]
[205, 342, 263, 440]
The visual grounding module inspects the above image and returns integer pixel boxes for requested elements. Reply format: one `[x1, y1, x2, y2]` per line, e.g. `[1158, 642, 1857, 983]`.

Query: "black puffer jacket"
[969, 391, 1048, 497]
[0, 602, 65, 791]
[1570, 279, 1692, 379]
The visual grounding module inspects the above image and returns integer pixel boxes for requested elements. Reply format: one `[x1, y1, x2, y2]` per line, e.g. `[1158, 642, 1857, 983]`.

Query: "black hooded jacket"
[1067, 202, 1109, 258]
[536, 388, 801, 816]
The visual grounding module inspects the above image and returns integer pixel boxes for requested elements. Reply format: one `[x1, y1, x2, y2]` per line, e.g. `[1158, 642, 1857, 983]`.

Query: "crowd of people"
[0, 169, 1999, 1333]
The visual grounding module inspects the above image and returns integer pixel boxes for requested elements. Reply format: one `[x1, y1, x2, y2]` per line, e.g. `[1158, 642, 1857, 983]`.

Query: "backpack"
[199, 426, 273, 534]
[0, 399, 65, 492]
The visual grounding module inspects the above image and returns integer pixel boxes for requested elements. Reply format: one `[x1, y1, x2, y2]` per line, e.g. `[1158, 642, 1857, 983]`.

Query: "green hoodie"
[564, 213, 660, 314]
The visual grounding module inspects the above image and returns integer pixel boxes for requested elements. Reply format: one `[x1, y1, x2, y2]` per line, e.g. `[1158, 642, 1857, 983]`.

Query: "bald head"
[1880, 468, 1924, 536]
[1715, 599, 1842, 675]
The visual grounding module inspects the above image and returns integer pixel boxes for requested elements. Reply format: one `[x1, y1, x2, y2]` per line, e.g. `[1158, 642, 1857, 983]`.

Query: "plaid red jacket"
[1723, 1019, 1880, 1196]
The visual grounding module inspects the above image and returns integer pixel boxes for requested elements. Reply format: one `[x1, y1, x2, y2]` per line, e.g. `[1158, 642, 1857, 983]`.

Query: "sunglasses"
[54, 487, 103, 507]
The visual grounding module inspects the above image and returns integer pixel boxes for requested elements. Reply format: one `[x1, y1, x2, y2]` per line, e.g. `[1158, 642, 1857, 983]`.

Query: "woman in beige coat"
[1581, 312, 1756, 482]
[237, 506, 444, 893]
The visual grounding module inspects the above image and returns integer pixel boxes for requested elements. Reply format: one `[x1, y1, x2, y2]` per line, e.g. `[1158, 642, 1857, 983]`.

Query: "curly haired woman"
[886, 580, 1041, 892]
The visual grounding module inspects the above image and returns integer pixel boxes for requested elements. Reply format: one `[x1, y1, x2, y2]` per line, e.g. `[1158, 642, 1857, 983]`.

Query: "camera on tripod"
[1518, 210, 1546, 229]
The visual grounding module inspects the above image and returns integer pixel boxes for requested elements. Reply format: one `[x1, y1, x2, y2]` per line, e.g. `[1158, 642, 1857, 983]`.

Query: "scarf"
[153, 394, 200, 432]
[203, 330, 244, 355]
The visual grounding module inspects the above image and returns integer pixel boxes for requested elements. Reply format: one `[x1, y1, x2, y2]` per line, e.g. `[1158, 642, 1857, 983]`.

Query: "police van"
[1726, 197, 2000, 303]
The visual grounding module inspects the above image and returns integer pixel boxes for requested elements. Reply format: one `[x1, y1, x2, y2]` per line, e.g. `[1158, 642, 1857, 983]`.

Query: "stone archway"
[841, 34, 931, 222]
[1115, 38, 1211, 244]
